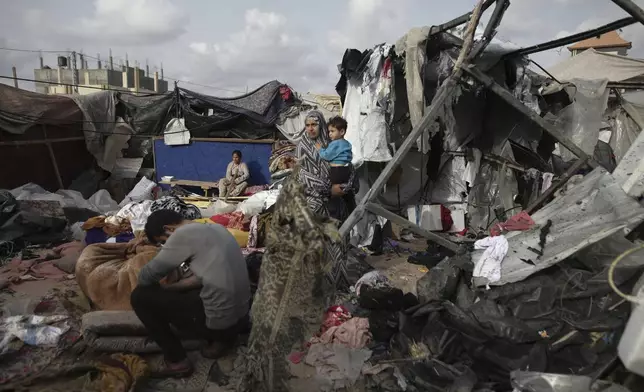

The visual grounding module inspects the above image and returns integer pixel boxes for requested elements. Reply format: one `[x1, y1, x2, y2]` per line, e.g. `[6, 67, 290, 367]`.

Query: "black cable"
[0, 47, 70, 54]
[0, 75, 170, 95]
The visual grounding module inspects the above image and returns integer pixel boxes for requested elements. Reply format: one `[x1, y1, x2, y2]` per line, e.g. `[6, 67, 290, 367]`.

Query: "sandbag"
[75, 239, 158, 310]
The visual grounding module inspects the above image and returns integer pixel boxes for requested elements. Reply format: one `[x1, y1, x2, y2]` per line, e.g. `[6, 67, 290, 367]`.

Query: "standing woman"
[296, 110, 358, 289]
[219, 150, 250, 199]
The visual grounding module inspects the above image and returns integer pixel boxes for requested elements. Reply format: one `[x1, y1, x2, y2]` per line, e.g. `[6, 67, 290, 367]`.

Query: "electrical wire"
[0, 75, 170, 95]
[0, 47, 70, 54]
[608, 244, 644, 304]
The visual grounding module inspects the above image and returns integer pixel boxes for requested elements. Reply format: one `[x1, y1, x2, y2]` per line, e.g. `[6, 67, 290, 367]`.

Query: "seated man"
[131, 210, 251, 378]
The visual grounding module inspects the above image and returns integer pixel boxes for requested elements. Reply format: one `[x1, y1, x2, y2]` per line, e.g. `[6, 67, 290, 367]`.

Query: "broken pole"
[612, 0, 644, 26]
[365, 203, 463, 253]
[469, 0, 510, 60]
[464, 65, 598, 168]
[525, 156, 589, 214]
[504, 17, 635, 57]
[429, 0, 496, 35]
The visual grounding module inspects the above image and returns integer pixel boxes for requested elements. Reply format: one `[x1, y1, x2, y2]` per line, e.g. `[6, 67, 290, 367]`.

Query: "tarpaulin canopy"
[0, 84, 83, 134]
[179, 80, 297, 139]
[548, 49, 644, 83]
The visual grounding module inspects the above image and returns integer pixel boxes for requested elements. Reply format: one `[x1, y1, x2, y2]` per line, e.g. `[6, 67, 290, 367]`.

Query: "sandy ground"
[1, 237, 429, 392]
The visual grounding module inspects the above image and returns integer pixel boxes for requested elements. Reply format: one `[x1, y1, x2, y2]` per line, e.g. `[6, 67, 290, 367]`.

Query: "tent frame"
[338, 0, 644, 252]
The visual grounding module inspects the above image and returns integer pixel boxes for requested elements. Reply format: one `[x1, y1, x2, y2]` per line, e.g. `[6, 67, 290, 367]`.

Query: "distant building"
[568, 30, 632, 57]
[34, 57, 169, 95]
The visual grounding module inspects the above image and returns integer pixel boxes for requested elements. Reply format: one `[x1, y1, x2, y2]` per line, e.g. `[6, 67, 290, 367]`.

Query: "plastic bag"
[0, 314, 70, 354]
[236, 192, 268, 216]
[213, 199, 236, 214]
[119, 177, 156, 207]
[87, 189, 119, 213]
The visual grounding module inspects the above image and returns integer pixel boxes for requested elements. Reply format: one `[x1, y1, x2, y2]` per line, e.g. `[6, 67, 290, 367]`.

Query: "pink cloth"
[490, 210, 535, 236]
[311, 317, 371, 349]
[243, 185, 269, 196]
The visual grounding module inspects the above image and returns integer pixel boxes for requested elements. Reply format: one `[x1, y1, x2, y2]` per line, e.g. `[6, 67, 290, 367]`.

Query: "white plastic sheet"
[119, 177, 156, 207]
[164, 118, 191, 146]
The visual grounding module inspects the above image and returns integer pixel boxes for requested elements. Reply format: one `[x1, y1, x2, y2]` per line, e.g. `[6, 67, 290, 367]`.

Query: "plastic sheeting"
[609, 101, 642, 164]
[510, 371, 632, 392]
[0, 84, 82, 134]
[342, 44, 393, 167]
[549, 48, 644, 83]
[546, 79, 610, 162]
[11, 183, 118, 214]
[467, 142, 519, 231]
[472, 167, 644, 286]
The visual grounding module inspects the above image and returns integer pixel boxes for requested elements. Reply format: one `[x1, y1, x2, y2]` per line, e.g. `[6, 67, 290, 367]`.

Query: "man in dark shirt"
[131, 210, 251, 378]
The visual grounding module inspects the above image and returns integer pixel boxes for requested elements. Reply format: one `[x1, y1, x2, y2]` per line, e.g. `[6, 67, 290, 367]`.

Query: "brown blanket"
[75, 240, 159, 310]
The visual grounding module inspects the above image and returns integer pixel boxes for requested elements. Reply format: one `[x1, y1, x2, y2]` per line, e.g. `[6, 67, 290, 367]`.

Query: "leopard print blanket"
[233, 167, 341, 392]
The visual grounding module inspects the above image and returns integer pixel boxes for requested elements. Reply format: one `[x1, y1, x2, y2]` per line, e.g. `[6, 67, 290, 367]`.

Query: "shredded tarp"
[472, 167, 644, 286]
[546, 78, 610, 162]
[549, 48, 644, 83]
[0, 84, 82, 133]
[179, 80, 296, 139]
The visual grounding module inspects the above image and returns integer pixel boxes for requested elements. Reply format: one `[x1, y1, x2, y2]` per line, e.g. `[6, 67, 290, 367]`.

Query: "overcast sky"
[1, 0, 644, 96]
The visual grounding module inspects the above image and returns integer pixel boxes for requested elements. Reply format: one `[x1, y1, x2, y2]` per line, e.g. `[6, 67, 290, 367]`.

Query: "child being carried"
[316, 116, 353, 185]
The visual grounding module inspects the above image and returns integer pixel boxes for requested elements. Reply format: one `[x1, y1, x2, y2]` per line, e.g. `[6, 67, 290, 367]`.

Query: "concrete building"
[568, 30, 632, 57]
[34, 56, 169, 95]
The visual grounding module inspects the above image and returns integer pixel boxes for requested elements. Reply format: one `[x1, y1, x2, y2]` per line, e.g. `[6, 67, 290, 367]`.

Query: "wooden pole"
[43, 126, 65, 190]
[526, 157, 589, 214]
[11, 66, 18, 88]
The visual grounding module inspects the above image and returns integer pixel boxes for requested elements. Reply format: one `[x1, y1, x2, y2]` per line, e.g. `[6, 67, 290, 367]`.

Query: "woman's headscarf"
[297, 110, 333, 214]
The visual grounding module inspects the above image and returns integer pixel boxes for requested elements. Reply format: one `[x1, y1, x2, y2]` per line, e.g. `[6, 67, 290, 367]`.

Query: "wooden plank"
[464, 66, 598, 168]
[43, 126, 64, 190]
[160, 179, 218, 188]
[365, 203, 463, 254]
[153, 136, 274, 144]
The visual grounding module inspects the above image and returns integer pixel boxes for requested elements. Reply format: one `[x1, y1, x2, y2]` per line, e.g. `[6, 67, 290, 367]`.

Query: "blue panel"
[154, 140, 272, 185]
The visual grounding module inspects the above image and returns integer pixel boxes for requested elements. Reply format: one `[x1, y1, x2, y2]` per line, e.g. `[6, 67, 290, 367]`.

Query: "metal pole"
[612, 0, 644, 26]
[11, 66, 18, 88]
[464, 65, 598, 168]
[504, 17, 635, 57]
[71, 51, 78, 94]
[429, 0, 496, 35]
[526, 157, 589, 214]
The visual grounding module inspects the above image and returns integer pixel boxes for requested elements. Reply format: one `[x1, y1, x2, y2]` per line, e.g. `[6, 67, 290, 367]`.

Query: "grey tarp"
[549, 48, 644, 83]
[0, 84, 82, 133]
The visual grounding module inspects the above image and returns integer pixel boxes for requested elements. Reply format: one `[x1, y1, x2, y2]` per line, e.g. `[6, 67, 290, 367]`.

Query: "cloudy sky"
[1, 0, 644, 96]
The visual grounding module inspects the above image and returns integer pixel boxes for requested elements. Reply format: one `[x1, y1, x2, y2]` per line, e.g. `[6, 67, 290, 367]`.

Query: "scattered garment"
[311, 317, 371, 349]
[353, 270, 391, 297]
[150, 196, 201, 220]
[490, 210, 536, 237]
[210, 211, 247, 231]
[320, 306, 352, 334]
[82, 216, 132, 237]
[113, 200, 153, 232]
[305, 343, 372, 391]
[0, 315, 70, 355]
[0, 257, 68, 290]
[473, 235, 509, 286]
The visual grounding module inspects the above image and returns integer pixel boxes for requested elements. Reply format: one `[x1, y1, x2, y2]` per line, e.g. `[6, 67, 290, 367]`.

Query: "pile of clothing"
[269, 142, 297, 184]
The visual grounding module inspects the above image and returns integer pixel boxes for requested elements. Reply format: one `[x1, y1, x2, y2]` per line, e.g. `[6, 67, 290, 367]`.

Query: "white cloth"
[115, 200, 153, 232]
[541, 173, 554, 194]
[473, 235, 509, 286]
[463, 148, 482, 187]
